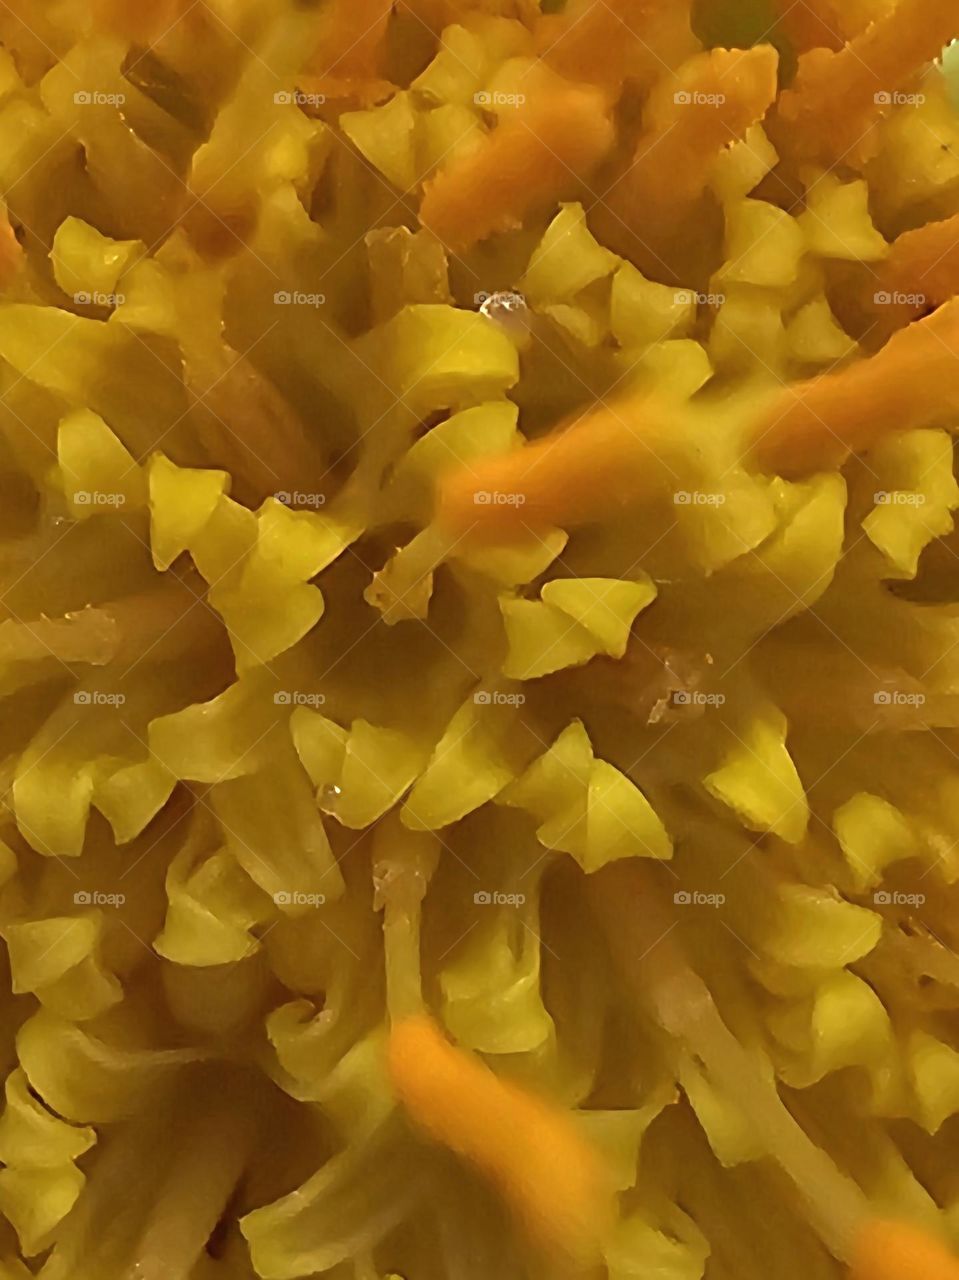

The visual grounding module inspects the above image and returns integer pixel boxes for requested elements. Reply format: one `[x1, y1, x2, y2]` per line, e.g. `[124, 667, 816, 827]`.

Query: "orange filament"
[603, 45, 779, 244]
[537, 0, 696, 93]
[881, 213, 959, 313]
[419, 85, 615, 252]
[850, 1220, 959, 1280]
[751, 299, 959, 476]
[308, 0, 393, 84]
[436, 395, 670, 539]
[775, 0, 959, 165]
[388, 1013, 613, 1262]
[772, 0, 845, 53]
[438, 297, 959, 542]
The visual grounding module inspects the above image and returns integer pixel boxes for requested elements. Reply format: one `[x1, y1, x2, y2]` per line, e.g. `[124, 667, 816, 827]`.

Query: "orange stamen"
[388, 1014, 613, 1261]
[850, 1220, 959, 1280]
[436, 395, 667, 539]
[537, 0, 696, 93]
[881, 213, 959, 313]
[751, 299, 959, 476]
[775, 0, 959, 165]
[439, 297, 959, 540]
[601, 45, 779, 248]
[419, 85, 615, 252]
[772, 0, 844, 53]
[308, 0, 393, 84]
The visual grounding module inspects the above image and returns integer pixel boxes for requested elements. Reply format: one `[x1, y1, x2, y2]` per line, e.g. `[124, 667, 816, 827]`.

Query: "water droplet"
[319, 783, 342, 811]
[479, 290, 531, 347]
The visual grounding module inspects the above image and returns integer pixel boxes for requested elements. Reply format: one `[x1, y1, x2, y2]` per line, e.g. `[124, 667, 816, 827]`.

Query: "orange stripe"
[436, 396, 667, 539]
[751, 300, 959, 476]
[388, 1014, 612, 1261]
[850, 1221, 959, 1280]
[419, 85, 614, 252]
[883, 213, 959, 310]
[537, 0, 696, 92]
[776, 0, 959, 165]
[603, 44, 779, 249]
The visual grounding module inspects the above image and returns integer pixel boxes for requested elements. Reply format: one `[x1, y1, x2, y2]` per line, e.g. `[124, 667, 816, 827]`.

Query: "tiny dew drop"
[478, 290, 531, 348]
[319, 783, 342, 810]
